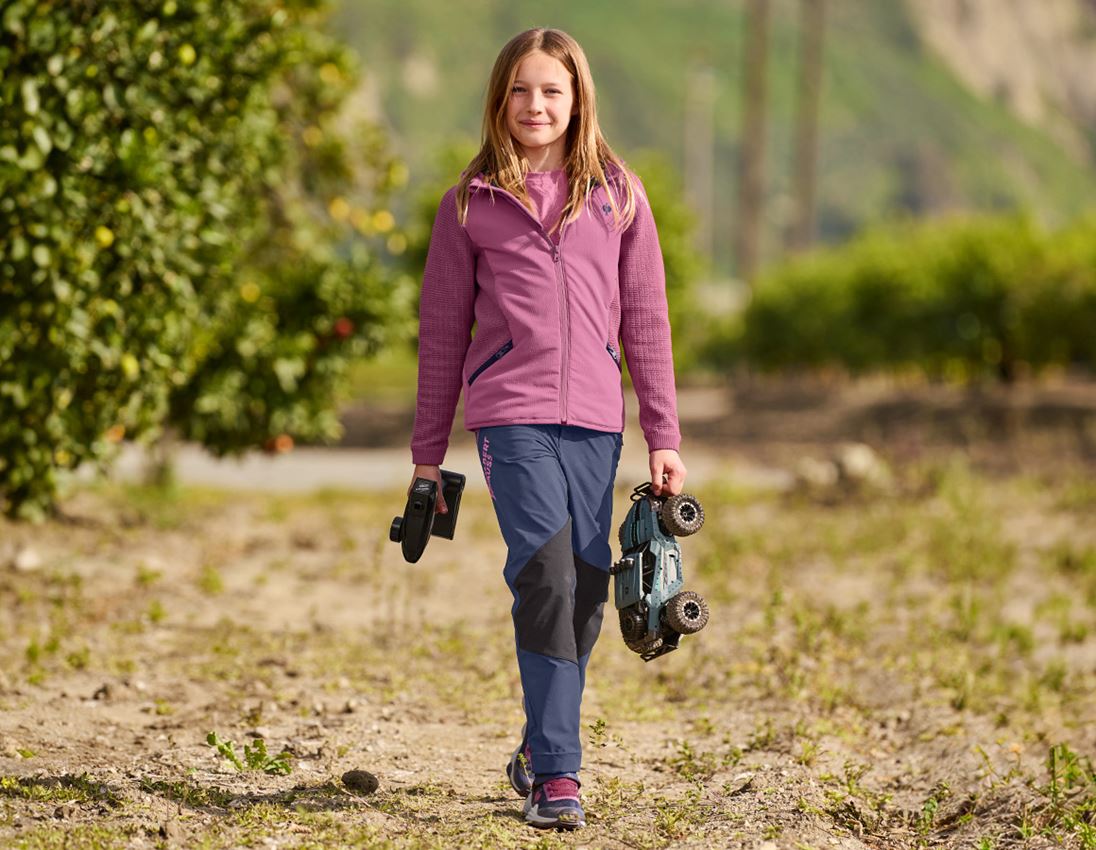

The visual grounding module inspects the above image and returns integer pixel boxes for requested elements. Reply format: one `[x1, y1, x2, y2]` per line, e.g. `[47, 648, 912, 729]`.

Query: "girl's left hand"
[650, 449, 687, 497]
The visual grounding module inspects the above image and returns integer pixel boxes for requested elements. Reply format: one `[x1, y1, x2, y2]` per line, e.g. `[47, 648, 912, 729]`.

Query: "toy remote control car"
[610, 482, 709, 661]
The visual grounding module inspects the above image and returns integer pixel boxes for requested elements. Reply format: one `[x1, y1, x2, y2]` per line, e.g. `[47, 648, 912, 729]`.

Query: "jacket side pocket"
[606, 343, 622, 372]
[468, 339, 514, 386]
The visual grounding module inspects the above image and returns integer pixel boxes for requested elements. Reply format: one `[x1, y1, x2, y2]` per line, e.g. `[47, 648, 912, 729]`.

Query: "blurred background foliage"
[704, 213, 1096, 381]
[1, 0, 411, 518]
[6, 0, 1096, 519]
[328, 0, 1096, 272]
[335, 0, 1096, 392]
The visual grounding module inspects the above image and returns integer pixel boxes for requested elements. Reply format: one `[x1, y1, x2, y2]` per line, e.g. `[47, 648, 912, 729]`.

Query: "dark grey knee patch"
[513, 518, 578, 661]
[573, 555, 610, 658]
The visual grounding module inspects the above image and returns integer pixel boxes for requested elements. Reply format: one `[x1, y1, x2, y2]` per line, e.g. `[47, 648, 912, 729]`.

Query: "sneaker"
[505, 727, 534, 797]
[523, 777, 585, 829]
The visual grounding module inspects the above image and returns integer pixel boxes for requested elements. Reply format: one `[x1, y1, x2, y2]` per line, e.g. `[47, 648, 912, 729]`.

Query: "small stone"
[726, 772, 754, 795]
[159, 820, 183, 840]
[342, 769, 379, 794]
[835, 442, 891, 488]
[247, 727, 272, 740]
[92, 683, 113, 701]
[336, 676, 350, 689]
[794, 456, 839, 490]
[342, 699, 358, 714]
[291, 531, 318, 550]
[53, 802, 78, 819]
[12, 547, 42, 572]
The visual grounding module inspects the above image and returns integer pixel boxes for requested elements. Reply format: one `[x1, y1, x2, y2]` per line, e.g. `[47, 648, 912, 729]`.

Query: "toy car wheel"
[660, 494, 705, 537]
[630, 635, 662, 656]
[618, 609, 647, 645]
[663, 590, 709, 634]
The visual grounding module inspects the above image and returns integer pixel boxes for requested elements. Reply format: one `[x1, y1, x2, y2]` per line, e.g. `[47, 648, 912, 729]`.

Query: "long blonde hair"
[455, 28, 638, 234]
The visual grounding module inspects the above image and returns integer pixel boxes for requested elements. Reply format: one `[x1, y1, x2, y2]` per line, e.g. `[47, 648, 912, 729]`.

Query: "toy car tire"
[660, 494, 705, 537]
[663, 590, 710, 634]
[618, 609, 647, 645]
[626, 633, 663, 656]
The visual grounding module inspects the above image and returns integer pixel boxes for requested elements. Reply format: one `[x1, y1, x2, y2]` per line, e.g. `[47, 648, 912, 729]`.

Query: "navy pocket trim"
[606, 343, 622, 372]
[468, 339, 514, 386]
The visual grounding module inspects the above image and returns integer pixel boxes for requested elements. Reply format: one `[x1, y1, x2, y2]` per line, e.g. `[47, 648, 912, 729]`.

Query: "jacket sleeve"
[410, 186, 476, 466]
[617, 173, 682, 454]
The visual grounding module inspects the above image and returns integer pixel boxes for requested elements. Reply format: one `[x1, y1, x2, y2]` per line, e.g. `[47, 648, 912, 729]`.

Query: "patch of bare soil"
[1, 379, 1094, 849]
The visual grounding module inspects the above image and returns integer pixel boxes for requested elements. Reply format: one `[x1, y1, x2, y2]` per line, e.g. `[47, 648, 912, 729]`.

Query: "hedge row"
[709, 213, 1096, 381]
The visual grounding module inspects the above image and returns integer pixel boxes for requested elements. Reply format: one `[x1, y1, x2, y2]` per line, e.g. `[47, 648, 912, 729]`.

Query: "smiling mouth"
[522, 122, 550, 127]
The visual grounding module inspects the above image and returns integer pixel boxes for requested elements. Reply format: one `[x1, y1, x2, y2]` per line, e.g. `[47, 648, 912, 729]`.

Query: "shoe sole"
[506, 750, 532, 798]
[524, 805, 585, 829]
[506, 722, 532, 798]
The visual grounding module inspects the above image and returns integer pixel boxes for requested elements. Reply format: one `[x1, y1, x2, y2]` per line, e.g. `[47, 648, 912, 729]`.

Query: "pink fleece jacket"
[410, 163, 681, 465]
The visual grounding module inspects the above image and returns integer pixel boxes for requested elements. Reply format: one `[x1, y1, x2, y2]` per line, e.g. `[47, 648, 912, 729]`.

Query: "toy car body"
[611, 482, 709, 661]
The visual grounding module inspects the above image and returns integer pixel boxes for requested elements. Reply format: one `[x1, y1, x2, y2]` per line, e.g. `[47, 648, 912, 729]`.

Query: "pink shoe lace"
[540, 778, 580, 801]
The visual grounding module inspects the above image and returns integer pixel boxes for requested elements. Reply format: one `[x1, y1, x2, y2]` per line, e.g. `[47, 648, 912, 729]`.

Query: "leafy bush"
[0, 0, 412, 519]
[705, 213, 1096, 381]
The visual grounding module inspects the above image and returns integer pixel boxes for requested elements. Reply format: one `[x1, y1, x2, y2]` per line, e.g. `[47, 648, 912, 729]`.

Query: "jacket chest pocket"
[468, 339, 514, 386]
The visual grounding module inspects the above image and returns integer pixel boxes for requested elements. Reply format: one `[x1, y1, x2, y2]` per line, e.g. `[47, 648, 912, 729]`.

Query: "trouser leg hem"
[531, 751, 582, 776]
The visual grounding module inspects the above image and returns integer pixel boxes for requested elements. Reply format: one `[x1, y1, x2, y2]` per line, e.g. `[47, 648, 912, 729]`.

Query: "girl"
[408, 27, 687, 829]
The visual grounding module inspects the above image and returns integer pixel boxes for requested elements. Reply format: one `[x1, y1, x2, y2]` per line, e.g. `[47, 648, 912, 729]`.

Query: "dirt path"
[2, 378, 1095, 848]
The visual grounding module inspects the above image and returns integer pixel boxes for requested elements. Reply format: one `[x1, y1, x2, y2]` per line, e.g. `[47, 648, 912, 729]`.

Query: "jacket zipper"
[467, 339, 513, 386]
[555, 230, 570, 424]
[473, 182, 572, 424]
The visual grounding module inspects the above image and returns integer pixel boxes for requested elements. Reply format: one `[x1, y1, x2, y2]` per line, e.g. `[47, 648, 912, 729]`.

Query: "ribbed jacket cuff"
[645, 432, 681, 453]
[411, 448, 446, 466]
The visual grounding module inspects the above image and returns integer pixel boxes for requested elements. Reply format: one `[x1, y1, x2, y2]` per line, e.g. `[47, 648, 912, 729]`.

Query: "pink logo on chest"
[481, 436, 496, 500]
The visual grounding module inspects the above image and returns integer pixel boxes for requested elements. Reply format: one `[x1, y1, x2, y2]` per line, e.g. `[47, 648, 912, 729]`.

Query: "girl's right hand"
[409, 464, 448, 514]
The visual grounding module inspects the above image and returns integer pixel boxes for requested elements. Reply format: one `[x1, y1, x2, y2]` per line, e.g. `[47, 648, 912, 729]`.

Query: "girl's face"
[505, 50, 577, 165]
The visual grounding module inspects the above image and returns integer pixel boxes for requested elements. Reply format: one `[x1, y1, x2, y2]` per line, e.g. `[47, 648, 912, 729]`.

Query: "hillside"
[327, 0, 1096, 277]
[908, 0, 1096, 164]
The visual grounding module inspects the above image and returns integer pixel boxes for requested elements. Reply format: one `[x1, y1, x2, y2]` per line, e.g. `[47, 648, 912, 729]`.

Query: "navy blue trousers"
[475, 424, 623, 777]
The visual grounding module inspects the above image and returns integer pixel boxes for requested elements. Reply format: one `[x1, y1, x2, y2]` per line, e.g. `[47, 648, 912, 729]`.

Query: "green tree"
[0, 0, 412, 519]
